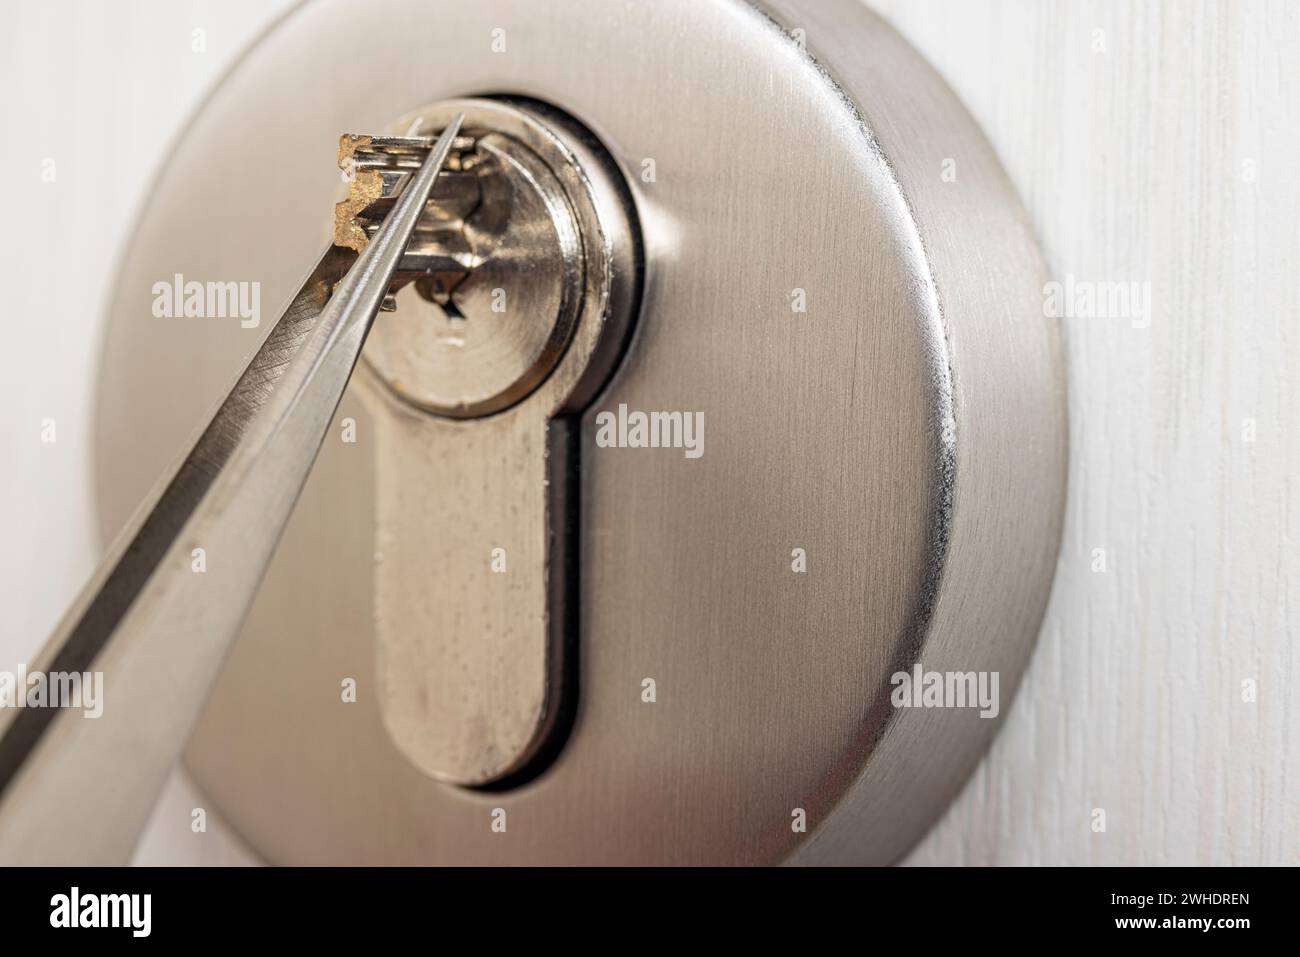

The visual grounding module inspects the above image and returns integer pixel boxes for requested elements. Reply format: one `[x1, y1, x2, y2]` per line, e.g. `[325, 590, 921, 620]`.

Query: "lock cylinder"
[340, 98, 641, 788]
[338, 98, 638, 421]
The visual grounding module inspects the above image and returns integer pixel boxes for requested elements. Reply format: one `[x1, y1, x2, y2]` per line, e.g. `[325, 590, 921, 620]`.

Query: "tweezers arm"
[0, 246, 352, 864]
[0, 116, 463, 864]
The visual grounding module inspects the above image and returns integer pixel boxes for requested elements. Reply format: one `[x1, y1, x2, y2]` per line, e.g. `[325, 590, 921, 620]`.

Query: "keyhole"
[414, 273, 468, 320]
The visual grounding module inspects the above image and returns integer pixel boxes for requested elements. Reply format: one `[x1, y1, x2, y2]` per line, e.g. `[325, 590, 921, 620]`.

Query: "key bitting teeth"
[334, 131, 484, 309]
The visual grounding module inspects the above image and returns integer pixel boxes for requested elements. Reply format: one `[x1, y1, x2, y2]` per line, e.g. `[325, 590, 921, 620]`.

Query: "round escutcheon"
[95, 0, 1066, 864]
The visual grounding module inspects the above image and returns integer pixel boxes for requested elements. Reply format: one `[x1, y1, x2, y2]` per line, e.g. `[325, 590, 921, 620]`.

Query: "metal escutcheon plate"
[96, 0, 1065, 864]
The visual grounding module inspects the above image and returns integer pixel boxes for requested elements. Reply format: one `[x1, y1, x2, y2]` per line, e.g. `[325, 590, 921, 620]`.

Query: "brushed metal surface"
[94, 0, 1065, 864]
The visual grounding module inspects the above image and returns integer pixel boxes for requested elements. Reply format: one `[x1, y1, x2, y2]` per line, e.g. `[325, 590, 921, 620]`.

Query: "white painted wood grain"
[2, 0, 1295, 865]
[876, 0, 1300, 866]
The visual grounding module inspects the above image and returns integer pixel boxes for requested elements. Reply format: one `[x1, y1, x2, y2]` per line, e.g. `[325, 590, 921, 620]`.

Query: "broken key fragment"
[335, 130, 482, 310]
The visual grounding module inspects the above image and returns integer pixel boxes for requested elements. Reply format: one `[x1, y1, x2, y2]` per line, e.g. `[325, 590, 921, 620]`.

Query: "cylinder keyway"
[337, 98, 641, 786]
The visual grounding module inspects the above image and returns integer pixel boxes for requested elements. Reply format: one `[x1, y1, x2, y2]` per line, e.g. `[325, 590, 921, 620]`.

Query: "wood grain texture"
[874, 0, 1300, 866]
